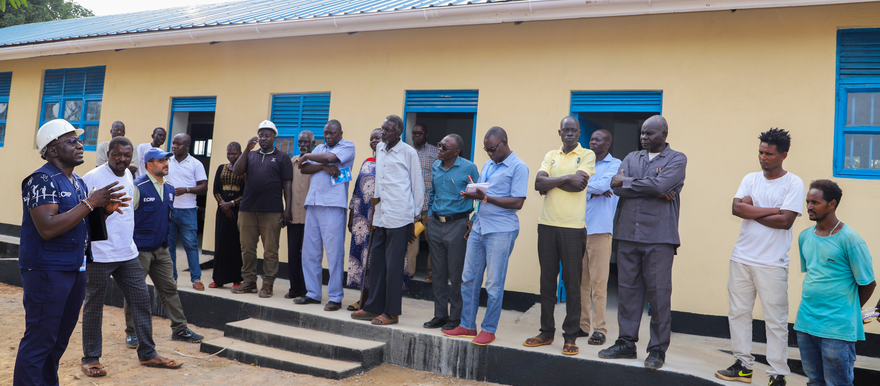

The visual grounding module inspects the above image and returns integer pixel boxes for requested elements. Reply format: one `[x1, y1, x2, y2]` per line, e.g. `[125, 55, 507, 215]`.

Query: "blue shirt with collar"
[304, 139, 356, 209]
[472, 151, 529, 235]
[585, 153, 622, 235]
[428, 156, 480, 217]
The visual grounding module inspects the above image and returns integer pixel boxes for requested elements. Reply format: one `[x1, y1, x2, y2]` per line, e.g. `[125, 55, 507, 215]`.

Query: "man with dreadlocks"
[715, 128, 804, 386]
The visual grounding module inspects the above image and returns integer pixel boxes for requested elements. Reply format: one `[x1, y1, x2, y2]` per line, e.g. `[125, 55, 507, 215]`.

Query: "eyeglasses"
[484, 139, 504, 154]
[54, 137, 83, 147]
[437, 142, 458, 152]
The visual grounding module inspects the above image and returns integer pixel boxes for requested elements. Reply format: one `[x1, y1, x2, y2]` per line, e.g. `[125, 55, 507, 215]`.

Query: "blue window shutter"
[84, 67, 106, 95]
[405, 90, 479, 113]
[271, 93, 330, 139]
[40, 66, 106, 151]
[43, 70, 65, 97]
[837, 29, 880, 81]
[0, 72, 10, 96]
[570, 91, 663, 113]
[171, 97, 217, 112]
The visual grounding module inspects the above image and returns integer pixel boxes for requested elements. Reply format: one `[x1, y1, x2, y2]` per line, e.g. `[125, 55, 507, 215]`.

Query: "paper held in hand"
[466, 182, 489, 194]
[330, 167, 353, 186]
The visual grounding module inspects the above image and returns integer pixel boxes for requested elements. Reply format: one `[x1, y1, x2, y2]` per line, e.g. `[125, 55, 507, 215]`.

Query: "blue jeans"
[796, 331, 856, 386]
[168, 207, 201, 282]
[460, 230, 518, 334]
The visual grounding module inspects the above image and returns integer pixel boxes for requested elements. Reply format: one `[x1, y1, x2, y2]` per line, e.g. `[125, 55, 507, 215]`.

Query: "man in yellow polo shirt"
[524, 116, 595, 356]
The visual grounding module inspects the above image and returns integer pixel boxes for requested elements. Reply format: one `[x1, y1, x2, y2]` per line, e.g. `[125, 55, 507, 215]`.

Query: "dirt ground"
[0, 283, 498, 386]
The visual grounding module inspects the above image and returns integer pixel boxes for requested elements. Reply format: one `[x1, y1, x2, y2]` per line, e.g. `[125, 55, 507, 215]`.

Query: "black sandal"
[588, 331, 606, 345]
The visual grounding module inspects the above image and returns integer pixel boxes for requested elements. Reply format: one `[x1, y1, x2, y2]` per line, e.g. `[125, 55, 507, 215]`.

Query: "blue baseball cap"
[144, 148, 173, 162]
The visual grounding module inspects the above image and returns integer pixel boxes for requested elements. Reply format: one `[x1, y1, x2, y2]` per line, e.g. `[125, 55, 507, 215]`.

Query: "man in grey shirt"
[598, 115, 686, 370]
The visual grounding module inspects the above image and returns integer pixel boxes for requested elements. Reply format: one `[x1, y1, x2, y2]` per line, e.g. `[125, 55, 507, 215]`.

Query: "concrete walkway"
[162, 248, 880, 386]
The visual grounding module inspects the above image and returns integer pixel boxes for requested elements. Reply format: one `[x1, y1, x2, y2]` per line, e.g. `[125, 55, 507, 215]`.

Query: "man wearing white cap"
[15, 119, 127, 385]
[232, 120, 294, 298]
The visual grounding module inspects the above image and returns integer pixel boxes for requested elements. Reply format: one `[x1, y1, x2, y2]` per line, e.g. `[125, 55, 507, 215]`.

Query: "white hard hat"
[36, 119, 84, 151]
[257, 120, 278, 135]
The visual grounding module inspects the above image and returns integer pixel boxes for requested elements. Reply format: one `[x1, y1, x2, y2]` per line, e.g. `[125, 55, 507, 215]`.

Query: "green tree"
[1, 0, 28, 12]
[1, 0, 93, 29]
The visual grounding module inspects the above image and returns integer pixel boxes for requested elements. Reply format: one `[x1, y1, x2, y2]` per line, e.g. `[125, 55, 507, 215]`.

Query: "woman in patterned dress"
[345, 129, 410, 310]
[210, 142, 245, 288]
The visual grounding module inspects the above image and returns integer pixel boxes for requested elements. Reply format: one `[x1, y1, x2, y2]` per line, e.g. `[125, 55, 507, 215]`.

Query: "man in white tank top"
[715, 128, 804, 386]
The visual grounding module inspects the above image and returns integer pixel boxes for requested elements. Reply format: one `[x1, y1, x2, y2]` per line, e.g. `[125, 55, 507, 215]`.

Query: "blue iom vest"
[19, 163, 90, 271]
[133, 174, 174, 251]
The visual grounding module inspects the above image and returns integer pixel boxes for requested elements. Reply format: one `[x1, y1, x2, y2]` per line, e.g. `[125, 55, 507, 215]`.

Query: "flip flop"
[371, 314, 399, 325]
[140, 356, 184, 369]
[81, 362, 107, 377]
[588, 331, 606, 346]
[523, 335, 554, 347]
[351, 309, 379, 321]
[562, 343, 580, 355]
[347, 301, 360, 311]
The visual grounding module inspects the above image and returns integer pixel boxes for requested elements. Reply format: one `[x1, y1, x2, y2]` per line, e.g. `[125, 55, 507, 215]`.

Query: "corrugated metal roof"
[0, 0, 519, 47]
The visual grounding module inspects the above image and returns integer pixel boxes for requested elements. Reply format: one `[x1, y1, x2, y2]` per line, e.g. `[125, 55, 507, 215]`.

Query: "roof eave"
[0, 0, 876, 61]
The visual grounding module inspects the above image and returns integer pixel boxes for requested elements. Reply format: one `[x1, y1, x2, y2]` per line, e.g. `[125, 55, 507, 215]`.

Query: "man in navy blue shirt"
[16, 119, 126, 385]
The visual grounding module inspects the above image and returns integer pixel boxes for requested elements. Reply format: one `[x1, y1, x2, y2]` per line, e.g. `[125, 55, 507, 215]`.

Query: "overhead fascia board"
[0, 0, 877, 61]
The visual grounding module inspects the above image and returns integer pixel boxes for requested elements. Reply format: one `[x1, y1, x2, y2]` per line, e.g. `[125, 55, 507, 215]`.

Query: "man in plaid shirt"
[408, 123, 438, 281]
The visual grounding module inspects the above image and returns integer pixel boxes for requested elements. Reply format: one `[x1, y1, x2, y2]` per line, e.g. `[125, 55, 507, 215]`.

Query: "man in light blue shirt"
[580, 129, 621, 346]
[294, 120, 356, 312]
[443, 126, 529, 346]
[796, 179, 875, 386]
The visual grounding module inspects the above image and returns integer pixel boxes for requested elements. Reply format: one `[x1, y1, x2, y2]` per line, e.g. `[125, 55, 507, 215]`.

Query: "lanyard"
[483, 163, 502, 182]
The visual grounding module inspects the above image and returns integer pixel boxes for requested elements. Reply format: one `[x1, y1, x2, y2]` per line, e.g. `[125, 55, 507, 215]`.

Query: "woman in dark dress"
[210, 142, 245, 288]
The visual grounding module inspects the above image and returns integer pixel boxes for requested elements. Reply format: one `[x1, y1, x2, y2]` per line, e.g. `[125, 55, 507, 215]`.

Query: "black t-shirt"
[239, 149, 293, 212]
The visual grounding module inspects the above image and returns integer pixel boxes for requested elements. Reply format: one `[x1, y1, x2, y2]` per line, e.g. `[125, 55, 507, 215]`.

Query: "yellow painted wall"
[2, 3, 880, 333]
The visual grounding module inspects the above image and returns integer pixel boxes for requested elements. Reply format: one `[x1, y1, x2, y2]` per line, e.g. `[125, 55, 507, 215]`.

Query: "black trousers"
[537, 224, 585, 341]
[616, 240, 674, 353]
[426, 218, 469, 321]
[364, 224, 411, 316]
[287, 223, 306, 295]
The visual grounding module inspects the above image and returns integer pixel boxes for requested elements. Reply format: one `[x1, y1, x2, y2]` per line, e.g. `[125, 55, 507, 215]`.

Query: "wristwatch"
[186, 187, 190, 194]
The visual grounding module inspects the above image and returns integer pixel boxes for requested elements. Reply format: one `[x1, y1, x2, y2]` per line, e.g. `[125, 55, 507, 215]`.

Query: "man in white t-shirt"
[80, 137, 182, 375]
[715, 128, 804, 386]
[135, 127, 167, 179]
[166, 133, 208, 290]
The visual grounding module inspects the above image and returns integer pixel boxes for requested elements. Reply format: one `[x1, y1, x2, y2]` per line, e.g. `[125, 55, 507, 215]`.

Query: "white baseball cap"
[257, 120, 278, 135]
[36, 119, 84, 154]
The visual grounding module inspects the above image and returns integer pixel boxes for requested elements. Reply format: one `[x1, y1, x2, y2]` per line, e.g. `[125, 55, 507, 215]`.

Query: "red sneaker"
[442, 326, 477, 338]
[472, 331, 496, 346]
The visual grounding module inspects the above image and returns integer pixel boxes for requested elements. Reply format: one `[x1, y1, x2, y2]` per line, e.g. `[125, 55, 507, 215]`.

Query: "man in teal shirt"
[796, 179, 875, 386]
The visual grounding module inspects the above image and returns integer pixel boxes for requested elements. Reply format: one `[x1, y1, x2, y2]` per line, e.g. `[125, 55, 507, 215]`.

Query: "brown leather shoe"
[192, 280, 205, 291]
[258, 284, 273, 298]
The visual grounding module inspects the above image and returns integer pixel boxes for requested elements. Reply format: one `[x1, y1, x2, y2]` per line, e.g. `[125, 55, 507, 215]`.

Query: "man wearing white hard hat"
[232, 120, 294, 298]
[15, 119, 128, 385]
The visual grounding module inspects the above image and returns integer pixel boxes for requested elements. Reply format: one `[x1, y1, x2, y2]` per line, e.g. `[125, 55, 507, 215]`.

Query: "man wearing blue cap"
[122, 147, 203, 351]
[16, 119, 127, 385]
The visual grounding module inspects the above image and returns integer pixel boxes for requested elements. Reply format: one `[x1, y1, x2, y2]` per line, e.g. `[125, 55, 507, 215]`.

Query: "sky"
[73, 0, 227, 16]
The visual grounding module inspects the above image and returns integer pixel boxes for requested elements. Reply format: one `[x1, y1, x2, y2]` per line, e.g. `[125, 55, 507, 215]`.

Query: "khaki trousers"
[728, 260, 790, 377]
[406, 210, 431, 276]
[238, 211, 282, 285]
[580, 233, 612, 334]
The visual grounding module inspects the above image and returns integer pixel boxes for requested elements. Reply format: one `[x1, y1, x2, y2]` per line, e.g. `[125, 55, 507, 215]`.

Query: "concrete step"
[224, 318, 385, 368]
[200, 337, 364, 380]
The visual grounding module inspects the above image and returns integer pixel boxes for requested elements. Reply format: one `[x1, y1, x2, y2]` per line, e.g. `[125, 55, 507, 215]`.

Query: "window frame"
[0, 71, 10, 147]
[833, 28, 880, 179]
[39, 66, 105, 151]
[270, 93, 331, 157]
